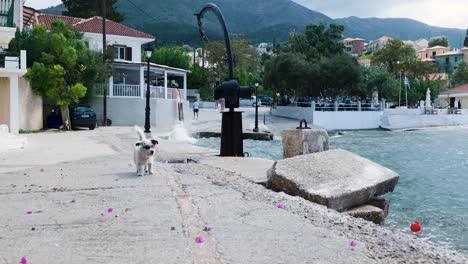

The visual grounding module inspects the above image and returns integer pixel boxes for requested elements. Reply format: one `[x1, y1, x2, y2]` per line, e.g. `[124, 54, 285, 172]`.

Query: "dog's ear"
[151, 139, 159, 146]
[135, 141, 142, 146]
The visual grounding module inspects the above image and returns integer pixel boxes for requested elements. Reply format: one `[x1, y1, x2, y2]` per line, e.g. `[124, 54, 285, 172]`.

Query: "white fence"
[94, 84, 186, 100]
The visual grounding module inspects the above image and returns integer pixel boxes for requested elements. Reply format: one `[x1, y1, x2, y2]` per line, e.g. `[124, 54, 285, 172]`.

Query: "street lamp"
[253, 81, 260, 132]
[144, 47, 153, 136]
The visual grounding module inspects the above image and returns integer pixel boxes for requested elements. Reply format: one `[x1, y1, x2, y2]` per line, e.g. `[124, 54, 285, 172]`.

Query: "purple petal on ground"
[20, 256, 28, 264]
[195, 236, 204, 244]
[107, 208, 113, 213]
[350, 241, 357, 247]
[26, 211, 32, 215]
[276, 204, 284, 209]
[203, 226, 211, 232]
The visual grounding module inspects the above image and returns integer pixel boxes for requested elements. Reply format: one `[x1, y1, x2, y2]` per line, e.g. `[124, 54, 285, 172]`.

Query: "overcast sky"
[26, 0, 468, 29]
[293, 0, 468, 29]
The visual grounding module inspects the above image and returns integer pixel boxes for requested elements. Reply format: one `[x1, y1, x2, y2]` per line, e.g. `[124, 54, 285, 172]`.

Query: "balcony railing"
[0, 0, 15, 27]
[0, 51, 19, 68]
[94, 84, 186, 100]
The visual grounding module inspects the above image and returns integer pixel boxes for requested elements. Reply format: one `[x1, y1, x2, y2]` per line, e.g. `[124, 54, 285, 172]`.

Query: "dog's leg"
[148, 163, 153, 175]
[136, 165, 145, 176]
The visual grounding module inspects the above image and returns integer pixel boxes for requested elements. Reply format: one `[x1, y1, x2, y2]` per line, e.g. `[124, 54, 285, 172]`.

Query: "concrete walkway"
[0, 127, 466, 263]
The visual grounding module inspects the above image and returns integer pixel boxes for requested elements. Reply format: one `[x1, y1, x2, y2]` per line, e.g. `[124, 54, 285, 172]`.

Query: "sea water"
[195, 129, 468, 253]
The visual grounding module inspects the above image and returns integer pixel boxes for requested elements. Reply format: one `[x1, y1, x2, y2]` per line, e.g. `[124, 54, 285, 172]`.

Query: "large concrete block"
[282, 129, 329, 159]
[267, 149, 399, 211]
[344, 205, 385, 225]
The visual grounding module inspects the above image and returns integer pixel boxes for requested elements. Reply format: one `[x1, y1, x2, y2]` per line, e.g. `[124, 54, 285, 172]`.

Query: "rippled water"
[195, 130, 468, 253]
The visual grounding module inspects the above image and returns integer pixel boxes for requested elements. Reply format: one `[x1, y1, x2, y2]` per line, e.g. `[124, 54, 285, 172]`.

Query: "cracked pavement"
[0, 125, 467, 263]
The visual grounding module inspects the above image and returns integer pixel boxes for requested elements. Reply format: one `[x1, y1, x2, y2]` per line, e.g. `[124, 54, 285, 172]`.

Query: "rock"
[267, 149, 399, 211]
[367, 196, 390, 218]
[345, 205, 385, 225]
[282, 129, 329, 159]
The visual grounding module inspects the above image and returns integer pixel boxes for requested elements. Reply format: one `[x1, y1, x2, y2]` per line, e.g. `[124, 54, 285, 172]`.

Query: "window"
[455, 57, 458, 62]
[113, 46, 133, 61]
[446, 57, 449, 63]
[432, 51, 436, 57]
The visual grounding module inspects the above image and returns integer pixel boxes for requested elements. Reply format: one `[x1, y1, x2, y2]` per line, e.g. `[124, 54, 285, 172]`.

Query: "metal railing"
[288, 101, 383, 112]
[93, 84, 186, 100]
[0, 0, 15, 27]
[113, 84, 141, 97]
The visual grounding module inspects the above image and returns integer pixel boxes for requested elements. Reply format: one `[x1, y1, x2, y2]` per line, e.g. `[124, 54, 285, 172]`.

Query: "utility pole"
[102, 0, 107, 126]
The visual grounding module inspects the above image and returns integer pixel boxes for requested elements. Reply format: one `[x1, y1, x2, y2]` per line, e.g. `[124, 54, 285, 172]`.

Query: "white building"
[22, 8, 190, 128]
[0, 1, 42, 134]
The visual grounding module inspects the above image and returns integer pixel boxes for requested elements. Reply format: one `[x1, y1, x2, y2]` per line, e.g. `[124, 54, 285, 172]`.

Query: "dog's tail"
[134, 125, 145, 140]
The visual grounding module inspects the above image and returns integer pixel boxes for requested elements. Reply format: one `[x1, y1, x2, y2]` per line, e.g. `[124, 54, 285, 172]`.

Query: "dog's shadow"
[111, 171, 141, 180]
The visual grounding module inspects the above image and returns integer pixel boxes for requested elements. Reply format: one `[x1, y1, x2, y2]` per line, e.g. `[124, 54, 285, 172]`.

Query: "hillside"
[336, 17, 465, 48]
[40, 1, 465, 47]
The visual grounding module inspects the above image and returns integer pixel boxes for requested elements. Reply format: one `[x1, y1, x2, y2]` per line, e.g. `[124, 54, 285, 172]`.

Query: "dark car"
[47, 105, 97, 130]
[257, 95, 273, 106]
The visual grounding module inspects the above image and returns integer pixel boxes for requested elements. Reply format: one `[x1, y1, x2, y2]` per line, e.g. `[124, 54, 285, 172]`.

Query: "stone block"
[282, 129, 329, 159]
[367, 196, 390, 218]
[267, 149, 399, 211]
[345, 205, 385, 225]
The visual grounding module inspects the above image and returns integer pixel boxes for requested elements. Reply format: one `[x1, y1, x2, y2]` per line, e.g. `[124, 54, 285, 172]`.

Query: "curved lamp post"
[195, 4, 251, 156]
[144, 47, 153, 136]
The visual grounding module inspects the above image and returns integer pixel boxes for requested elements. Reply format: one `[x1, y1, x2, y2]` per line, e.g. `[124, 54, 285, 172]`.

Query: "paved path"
[0, 127, 466, 263]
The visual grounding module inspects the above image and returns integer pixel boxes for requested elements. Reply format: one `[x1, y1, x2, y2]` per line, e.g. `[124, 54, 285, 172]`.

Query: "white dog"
[134, 126, 159, 176]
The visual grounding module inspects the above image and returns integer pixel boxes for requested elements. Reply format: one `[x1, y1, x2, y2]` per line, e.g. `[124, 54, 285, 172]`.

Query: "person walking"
[193, 99, 200, 120]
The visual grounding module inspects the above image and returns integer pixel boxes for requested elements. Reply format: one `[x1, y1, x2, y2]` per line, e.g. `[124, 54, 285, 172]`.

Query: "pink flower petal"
[107, 208, 113, 213]
[26, 211, 32, 215]
[194, 236, 204, 244]
[20, 256, 28, 264]
[40, 168, 44, 172]
[276, 204, 284, 209]
[203, 226, 211, 232]
[350, 241, 357, 247]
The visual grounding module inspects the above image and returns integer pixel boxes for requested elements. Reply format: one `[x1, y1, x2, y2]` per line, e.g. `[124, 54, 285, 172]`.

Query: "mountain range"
[41, 0, 466, 48]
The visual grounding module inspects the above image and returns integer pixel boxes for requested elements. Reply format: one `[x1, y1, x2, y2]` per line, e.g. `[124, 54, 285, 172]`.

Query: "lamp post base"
[220, 111, 243, 157]
[253, 127, 259, 133]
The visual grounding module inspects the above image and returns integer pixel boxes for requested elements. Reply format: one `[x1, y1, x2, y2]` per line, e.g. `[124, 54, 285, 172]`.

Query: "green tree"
[62, 0, 125, 22]
[265, 23, 360, 97]
[285, 23, 345, 60]
[372, 39, 417, 75]
[357, 66, 400, 101]
[205, 35, 260, 81]
[23, 21, 101, 130]
[150, 46, 190, 70]
[319, 54, 361, 97]
[428, 36, 449, 48]
[451, 61, 468, 86]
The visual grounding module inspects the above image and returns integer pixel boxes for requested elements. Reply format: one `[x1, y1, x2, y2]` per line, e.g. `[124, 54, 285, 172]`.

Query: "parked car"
[47, 104, 97, 130]
[257, 95, 272, 106]
[239, 96, 260, 107]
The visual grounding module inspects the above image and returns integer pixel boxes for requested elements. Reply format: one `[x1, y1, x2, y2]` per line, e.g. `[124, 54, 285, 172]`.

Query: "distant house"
[23, 7, 190, 128]
[403, 39, 428, 51]
[342, 38, 365, 56]
[435, 50, 465, 73]
[256, 42, 273, 55]
[1, 1, 42, 134]
[366, 36, 392, 52]
[439, 83, 468, 109]
[358, 58, 371, 67]
[416, 46, 449, 61]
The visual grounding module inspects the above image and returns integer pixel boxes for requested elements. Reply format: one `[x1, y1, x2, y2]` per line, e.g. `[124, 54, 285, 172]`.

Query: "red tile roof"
[73, 16, 155, 39]
[25, 10, 155, 40]
[440, 83, 468, 95]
